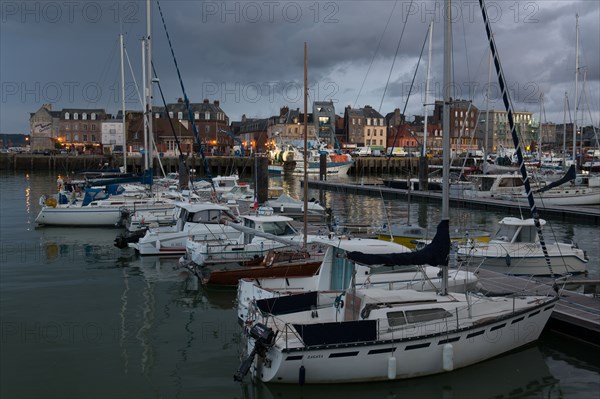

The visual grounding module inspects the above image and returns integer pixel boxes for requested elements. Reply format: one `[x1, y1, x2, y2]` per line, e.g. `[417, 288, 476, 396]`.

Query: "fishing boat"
[457, 217, 588, 275]
[268, 142, 353, 176]
[234, 5, 559, 384]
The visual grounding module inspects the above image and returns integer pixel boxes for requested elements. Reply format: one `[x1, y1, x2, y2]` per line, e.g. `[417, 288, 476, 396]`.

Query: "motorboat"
[126, 202, 241, 256]
[183, 207, 325, 266]
[376, 224, 490, 249]
[457, 217, 588, 275]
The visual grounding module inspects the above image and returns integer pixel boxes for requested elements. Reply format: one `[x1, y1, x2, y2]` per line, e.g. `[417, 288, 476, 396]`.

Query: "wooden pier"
[476, 269, 599, 345]
[305, 179, 600, 223]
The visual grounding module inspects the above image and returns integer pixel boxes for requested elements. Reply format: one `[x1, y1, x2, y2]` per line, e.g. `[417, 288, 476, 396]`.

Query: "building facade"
[344, 105, 387, 150]
[29, 104, 60, 151]
[58, 109, 107, 154]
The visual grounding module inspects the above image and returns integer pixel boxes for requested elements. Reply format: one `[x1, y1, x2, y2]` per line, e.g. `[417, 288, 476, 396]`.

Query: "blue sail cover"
[347, 219, 450, 266]
[535, 165, 576, 193]
[82, 188, 108, 206]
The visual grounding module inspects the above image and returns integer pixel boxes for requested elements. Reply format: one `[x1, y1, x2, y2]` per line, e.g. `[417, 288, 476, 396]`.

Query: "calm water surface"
[1, 171, 598, 399]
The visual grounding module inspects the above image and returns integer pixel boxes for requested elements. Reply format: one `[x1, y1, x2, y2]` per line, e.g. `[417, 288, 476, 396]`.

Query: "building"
[434, 100, 482, 154]
[101, 116, 125, 154]
[267, 107, 315, 144]
[58, 109, 107, 154]
[313, 101, 336, 147]
[476, 109, 534, 153]
[155, 99, 230, 155]
[236, 116, 270, 154]
[29, 104, 60, 151]
[344, 105, 387, 150]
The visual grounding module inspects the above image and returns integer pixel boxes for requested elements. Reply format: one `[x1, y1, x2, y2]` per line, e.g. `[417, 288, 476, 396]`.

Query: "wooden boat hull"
[203, 261, 322, 286]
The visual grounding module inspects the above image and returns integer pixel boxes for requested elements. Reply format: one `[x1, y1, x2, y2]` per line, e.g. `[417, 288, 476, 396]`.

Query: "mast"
[538, 93, 543, 163]
[442, 0, 451, 223]
[422, 21, 433, 156]
[146, 0, 153, 177]
[573, 14, 579, 170]
[484, 46, 492, 161]
[120, 33, 127, 170]
[563, 92, 568, 170]
[141, 39, 149, 171]
[303, 42, 309, 248]
[439, 0, 453, 296]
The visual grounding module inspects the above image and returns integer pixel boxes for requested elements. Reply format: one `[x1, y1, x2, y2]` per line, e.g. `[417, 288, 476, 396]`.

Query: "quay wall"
[0, 153, 256, 177]
[0, 154, 437, 176]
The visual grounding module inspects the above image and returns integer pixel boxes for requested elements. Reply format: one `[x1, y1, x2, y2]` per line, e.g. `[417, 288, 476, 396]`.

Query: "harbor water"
[0, 171, 598, 399]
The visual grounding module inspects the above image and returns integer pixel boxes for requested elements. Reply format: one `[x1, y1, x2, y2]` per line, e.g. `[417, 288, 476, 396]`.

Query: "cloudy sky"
[1, 0, 598, 134]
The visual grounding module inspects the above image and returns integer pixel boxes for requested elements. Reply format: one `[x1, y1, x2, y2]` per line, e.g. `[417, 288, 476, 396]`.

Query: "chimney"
[280, 106, 289, 117]
[203, 99, 209, 104]
[214, 100, 220, 107]
[177, 97, 184, 103]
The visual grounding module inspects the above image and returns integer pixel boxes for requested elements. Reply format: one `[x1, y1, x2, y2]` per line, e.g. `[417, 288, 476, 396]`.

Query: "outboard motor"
[234, 323, 275, 382]
[114, 229, 147, 249]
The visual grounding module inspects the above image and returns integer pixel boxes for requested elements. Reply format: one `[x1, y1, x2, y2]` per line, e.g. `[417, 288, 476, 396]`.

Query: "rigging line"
[478, 0, 556, 280]
[155, 0, 215, 192]
[385, 25, 429, 166]
[353, 0, 398, 108]
[460, 2, 472, 99]
[378, 0, 415, 113]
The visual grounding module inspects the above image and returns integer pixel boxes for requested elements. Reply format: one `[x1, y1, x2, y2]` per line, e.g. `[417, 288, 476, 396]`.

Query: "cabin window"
[405, 308, 452, 324]
[387, 311, 407, 327]
[263, 221, 295, 236]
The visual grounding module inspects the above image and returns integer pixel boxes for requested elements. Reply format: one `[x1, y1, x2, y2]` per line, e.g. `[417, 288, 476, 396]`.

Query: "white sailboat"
[234, 2, 558, 384]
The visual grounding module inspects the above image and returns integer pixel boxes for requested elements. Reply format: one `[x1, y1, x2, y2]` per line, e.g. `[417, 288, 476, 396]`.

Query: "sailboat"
[233, 1, 558, 384]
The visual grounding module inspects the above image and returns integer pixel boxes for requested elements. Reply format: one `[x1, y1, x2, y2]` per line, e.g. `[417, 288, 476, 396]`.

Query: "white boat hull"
[459, 242, 588, 275]
[35, 203, 173, 226]
[131, 226, 240, 256]
[251, 297, 556, 383]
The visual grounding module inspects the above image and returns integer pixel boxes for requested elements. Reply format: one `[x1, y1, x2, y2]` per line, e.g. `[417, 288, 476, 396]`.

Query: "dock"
[305, 180, 600, 223]
[476, 269, 600, 345]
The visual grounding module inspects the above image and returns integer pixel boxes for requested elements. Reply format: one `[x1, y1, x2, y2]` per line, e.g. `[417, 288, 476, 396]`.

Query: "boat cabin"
[493, 217, 545, 244]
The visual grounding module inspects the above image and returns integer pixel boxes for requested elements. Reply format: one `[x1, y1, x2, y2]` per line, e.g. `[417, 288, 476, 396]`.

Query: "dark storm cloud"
[1, 0, 598, 133]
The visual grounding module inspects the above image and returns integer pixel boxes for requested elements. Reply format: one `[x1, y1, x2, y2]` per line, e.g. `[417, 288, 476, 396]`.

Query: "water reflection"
[242, 345, 559, 399]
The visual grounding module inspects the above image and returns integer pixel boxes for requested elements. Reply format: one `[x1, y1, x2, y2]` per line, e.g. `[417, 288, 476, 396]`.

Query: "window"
[91, 124, 96, 131]
[109, 129, 116, 135]
[74, 113, 79, 120]
[405, 308, 453, 324]
[82, 113, 87, 120]
[91, 113, 96, 120]
[169, 112, 174, 118]
[83, 135, 87, 142]
[358, 119, 361, 125]
[367, 129, 370, 136]
[178, 112, 183, 120]
[74, 134, 79, 141]
[155, 113, 160, 119]
[194, 112, 199, 120]
[352, 118, 355, 125]
[387, 311, 407, 327]
[367, 118, 371, 126]
[366, 139, 371, 145]
[83, 124, 88, 131]
[205, 112, 210, 120]
[65, 112, 70, 120]
[91, 135, 96, 142]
